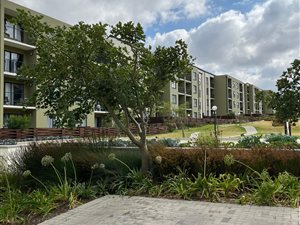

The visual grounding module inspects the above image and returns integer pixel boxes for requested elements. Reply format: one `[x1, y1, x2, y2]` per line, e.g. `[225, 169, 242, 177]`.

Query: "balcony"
[228, 90, 232, 99]
[4, 23, 36, 50]
[94, 104, 108, 113]
[228, 79, 232, 88]
[4, 59, 23, 75]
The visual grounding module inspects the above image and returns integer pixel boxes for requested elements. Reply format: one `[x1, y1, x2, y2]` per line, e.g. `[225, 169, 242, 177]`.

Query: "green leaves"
[14, 10, 193, 132]
[273, 59, 300, 124]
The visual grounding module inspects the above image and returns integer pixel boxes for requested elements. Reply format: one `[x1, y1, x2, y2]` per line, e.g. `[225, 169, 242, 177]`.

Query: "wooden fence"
[0, 125, 168, 140]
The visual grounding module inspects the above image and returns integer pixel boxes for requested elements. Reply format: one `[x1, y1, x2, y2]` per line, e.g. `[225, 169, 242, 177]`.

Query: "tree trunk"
[140, 142, 150, 174]
[284, 121, 292, 136]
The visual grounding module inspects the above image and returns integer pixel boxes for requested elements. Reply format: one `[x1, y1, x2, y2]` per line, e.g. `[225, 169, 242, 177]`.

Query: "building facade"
[161, 66, 215, 118]
[163, 71, 264, 118]
[0, 0, 108, 128]
[1, 0, 267, 128]
[244, 83, 263, 115]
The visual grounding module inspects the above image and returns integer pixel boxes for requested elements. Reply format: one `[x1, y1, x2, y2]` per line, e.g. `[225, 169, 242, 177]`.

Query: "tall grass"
[10, 140, 141, 186]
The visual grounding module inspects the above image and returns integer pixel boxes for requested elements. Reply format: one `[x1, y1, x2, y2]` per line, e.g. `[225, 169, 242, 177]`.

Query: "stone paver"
[39, 195, 299, 225]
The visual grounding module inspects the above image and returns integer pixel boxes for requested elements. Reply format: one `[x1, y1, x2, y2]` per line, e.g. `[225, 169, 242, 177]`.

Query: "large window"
[193, 85, 197, 94]
[4, 82, 24, 105]
[193, 99, 197, 107]
[4, 51, 23, 73]
[171, 82, 176, 89]
[4, 19, 24, 42]
[171, 94, 177, 104]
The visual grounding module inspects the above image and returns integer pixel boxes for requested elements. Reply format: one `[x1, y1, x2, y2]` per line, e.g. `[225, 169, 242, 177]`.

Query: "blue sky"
[146, 0, 265, 36]
[11, 0, 300, 90]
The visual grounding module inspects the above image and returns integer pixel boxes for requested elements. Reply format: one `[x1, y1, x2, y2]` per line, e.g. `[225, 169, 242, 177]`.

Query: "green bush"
[7, 115, 30, 129]
[150, 146, 300, 178]
[236, 135, 262, 148]
[10, 141, 141, 187]
[195, 134, 219, 148]
[265, 134, 299, 149]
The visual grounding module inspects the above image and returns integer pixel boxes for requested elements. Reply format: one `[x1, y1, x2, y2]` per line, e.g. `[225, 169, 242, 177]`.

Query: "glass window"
[171, 94, 177, 104]
[171, 82, 176, 89]
[193, 85, 197, 94]
[4, 82, 24, 105]
[192, 73, 197, 81]
[4, 19, 23, 42]
[194, 99, 197, 107]
[194, 112, 197, 118]
[4, 51, 23, 73]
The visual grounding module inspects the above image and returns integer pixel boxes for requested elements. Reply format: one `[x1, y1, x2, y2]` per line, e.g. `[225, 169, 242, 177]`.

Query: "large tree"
[272, 59, 300, 135]
[14, 10, 193, 173]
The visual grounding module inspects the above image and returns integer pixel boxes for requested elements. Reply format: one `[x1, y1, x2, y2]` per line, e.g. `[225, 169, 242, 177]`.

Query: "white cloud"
[11, 0, 207, 28]
[150, 0, 300, 90]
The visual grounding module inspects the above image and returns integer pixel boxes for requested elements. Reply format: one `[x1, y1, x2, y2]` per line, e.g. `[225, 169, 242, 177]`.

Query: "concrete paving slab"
[39, 195, 299, 225]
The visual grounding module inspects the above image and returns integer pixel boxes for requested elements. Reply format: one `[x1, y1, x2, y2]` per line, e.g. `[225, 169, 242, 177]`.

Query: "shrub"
[195, 134, 219, 148]
[7, 115, 30, 129]
[265, 134, 299, 149]
[10, 141, 141, 186]
[149, 146, 300, 178]
[236, 135, 262, 148]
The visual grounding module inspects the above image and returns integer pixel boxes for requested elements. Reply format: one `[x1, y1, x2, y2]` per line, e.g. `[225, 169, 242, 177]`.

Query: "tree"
[255, 90, 275, 114]
[174, 103, 188, 138]
[273, 59, 300, 135]
[14, 10, 193, 173]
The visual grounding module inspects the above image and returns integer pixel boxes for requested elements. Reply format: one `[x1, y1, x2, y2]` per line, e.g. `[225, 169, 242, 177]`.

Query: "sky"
[11, 0, 300, 90]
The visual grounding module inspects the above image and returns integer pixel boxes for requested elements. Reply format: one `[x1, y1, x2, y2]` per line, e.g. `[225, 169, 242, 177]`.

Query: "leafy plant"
[192, 173, 220, 201]
[7, 115, 30, 130]
[217, 173, 242, 197]
[195, 134, 219, 148]
[265, 134, 299, 149]
[26, 190, 56, 216]
[236, 135, 262, 148]
[164, 169, 194, 199]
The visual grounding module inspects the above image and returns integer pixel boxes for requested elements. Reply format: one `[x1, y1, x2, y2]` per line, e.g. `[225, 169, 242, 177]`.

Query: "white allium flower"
[41, 155, 54, 166]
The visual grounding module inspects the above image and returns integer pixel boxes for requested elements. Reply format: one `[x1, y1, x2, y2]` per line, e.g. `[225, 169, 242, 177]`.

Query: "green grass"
[242, 120, 300, 136]
[148, 124, 246, 139]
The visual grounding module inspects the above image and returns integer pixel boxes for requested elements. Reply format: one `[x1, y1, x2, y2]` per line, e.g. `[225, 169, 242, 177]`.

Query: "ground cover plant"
[1, 140, 299, 224]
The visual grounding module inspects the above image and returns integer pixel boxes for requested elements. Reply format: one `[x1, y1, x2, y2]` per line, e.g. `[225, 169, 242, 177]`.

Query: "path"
[189, 125, 258, 143]
[242, 126, 258, 136]
[39, 195, 299, 225]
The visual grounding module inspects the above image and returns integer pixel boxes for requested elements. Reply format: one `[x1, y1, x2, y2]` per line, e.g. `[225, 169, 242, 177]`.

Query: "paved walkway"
[242, 126, 258, 136]
[39, 195, 299, 225]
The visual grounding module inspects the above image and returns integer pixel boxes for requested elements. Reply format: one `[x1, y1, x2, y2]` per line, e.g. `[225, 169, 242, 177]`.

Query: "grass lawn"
[148, 124, 246, 139]
[242, 120, 300, 136]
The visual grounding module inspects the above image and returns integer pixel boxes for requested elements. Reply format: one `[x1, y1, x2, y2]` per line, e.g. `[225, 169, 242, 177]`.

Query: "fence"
[0, 125, 168, 140]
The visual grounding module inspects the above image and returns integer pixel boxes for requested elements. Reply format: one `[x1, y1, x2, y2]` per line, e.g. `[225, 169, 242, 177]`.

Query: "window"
[171, 94, 177, 104]
[4, 19, 24, 42]
[194, 112, 197, 118]
[4, 51, 23, 73]
[194, 99, 197, 107]
[4, 82, 24, 105]
[193, 85, 197, 94]
[192, 72, 197, 81]
[171, 82, 176, 89]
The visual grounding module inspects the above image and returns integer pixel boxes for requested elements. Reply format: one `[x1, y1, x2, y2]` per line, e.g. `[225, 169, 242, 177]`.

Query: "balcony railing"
[4, 96, 25, 106]
[5, 24, 24, 42]
[4, 59, 23, 73]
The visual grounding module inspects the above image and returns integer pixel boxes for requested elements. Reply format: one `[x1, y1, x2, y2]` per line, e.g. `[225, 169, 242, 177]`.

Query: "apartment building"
[161, 66, 215, 118]
[0, 0, 108, 128]
[163, 71, 264, 118]
[213, 75, 245, 116]
[1, 1, 266, 127]
[244, 83, 263, 115]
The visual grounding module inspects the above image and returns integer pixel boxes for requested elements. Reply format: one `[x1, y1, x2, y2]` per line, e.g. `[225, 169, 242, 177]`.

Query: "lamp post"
[211, 105, 218, 139]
